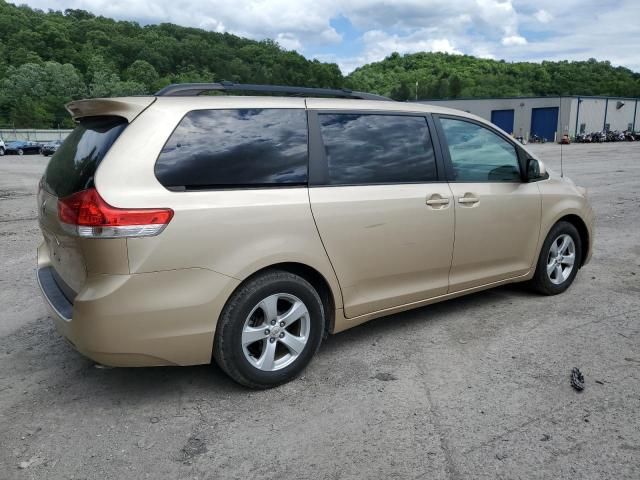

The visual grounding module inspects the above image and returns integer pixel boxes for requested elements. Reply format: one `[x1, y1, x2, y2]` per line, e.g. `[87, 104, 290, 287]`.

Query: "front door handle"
[458, 195, 479, 204]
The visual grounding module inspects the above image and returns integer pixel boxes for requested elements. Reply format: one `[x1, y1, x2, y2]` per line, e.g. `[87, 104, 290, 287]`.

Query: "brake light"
[58, 188, 173, 238]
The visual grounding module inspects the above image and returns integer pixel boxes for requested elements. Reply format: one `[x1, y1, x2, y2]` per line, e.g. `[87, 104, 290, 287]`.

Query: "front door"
[436, 116, 542, 292]
[307, 110, 455, 318]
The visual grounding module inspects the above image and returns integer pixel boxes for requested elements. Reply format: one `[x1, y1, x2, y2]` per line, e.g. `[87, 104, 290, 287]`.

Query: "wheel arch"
[229, 262, 338, 335]
[556, 214, 590, 267]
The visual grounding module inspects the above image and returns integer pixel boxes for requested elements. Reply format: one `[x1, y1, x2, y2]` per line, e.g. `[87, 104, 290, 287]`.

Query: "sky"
[16, 0, 640, 73]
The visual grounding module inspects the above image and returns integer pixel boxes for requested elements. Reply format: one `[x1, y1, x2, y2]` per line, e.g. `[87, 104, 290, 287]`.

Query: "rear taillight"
[58, 188, 173, 238]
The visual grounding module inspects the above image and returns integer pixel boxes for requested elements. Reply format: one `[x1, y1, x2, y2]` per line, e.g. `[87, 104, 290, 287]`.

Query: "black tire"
[17, 149, 24, 156]
[530, 221, 582, 295]
[0, 147, 4, 156]
[213, 270, 325, 389]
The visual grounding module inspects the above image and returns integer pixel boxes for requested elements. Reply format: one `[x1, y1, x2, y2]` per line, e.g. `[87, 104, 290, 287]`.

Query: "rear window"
[155, 109, 308, 190]
[43, 116, 127, 197]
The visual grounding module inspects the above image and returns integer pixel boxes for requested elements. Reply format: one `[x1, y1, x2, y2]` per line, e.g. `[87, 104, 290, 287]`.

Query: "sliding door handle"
[426, 197, 450, 206]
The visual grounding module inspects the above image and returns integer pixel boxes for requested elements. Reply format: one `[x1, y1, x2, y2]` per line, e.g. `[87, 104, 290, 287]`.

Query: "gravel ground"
[1, 143, 639, 479]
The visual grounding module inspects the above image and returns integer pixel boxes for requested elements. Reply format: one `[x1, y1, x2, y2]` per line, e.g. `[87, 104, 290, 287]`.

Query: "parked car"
[36, 83, 594, 388]
[41, 140, 63, 156]
[5, 140, 42, 155]
[0, 138, 5, 155]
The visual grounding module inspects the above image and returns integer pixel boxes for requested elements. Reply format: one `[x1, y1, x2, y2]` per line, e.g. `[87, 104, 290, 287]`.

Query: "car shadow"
[11, 282, 538, 402]
[321, 282, 536, 351]
[78, 283, 536, 395]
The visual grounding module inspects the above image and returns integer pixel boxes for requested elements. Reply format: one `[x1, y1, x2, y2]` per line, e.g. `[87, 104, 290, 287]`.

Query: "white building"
[419, 96, 639, 141]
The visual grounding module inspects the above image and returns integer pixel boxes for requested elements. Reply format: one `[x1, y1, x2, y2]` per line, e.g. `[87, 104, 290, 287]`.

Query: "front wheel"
[213, 270, 325, 389]
[17, 149, 24, 156]
[0, 147, 4, 156]
[530, 221, 582, 295]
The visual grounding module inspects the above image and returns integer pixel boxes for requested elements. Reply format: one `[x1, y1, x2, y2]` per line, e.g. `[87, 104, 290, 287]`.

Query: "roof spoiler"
[65, 97, 156, 122]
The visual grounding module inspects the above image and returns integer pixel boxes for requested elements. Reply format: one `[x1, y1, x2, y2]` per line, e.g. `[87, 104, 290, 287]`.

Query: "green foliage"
[0, 0, 638, 127]
[0, 61, 85, 127]
[346, 52, 640, 101]
[124, 60, 159, 90]
[0, 0, 343, 127]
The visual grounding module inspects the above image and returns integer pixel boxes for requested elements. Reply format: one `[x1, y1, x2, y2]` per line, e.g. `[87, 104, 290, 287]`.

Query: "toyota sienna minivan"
[37, 83, 594, 388]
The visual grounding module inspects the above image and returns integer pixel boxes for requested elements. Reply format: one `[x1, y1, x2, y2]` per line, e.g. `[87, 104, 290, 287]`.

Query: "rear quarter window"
[155, 109, 308, 190]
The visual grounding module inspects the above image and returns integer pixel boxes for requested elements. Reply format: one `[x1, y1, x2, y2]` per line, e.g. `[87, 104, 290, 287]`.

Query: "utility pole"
[415, 80, 418, 101]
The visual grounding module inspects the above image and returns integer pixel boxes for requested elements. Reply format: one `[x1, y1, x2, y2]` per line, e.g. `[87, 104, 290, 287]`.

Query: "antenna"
[559, 97, 564, 177]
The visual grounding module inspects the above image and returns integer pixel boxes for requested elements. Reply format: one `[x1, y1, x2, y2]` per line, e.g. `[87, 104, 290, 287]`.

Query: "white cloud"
[534, 9, 553, 23]
[12, 0, 640, 73]
[471, 46, 496, 60]
[362, 30, 461, 58]
[501, 35, 528, 46]
[274, 34, 303, 52]
[20, 0, 344, 51]
[327, 31, 462, 73]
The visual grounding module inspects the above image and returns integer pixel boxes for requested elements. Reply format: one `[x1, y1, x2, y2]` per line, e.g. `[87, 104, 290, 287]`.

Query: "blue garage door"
[490, 109, 514, 134]
[531, 107, 559, 142]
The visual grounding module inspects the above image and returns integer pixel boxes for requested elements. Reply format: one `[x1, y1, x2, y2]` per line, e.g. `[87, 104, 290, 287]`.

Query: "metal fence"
[0, 128, 73, 142]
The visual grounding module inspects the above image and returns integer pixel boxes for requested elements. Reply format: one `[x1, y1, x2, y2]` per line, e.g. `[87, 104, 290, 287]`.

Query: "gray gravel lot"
[1, 143, 639, 479]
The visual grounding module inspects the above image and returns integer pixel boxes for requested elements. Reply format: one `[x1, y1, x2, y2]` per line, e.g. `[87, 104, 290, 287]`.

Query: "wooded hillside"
[346, 52, 640, 101]
[0, 1, 342, 127]
[1, 1, 638, 128]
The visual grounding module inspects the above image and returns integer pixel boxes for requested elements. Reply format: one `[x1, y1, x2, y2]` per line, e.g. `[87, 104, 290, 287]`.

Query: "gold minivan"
[37, 83, 594, 388]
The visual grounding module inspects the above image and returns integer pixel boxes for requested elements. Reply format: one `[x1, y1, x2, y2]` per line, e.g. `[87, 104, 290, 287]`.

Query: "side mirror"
[526, 158, 545, 181]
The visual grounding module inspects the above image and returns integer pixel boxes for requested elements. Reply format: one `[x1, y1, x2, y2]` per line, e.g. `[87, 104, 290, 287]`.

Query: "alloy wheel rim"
[241, 293, 310, 371]
[546, 234, 576, 285]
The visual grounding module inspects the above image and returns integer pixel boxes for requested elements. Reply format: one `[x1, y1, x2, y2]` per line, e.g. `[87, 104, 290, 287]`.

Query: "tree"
[347, 51, 640, 100]
[0, 61, 85, 127]
[87, 55, 146, 98]
[449, 74, 462, 98]
[124, 60, 159, 91]
[0, 1, 638, 128]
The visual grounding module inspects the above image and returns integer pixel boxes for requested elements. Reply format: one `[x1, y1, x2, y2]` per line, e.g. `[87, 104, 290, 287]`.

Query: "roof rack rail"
[154, 81, 392, 101]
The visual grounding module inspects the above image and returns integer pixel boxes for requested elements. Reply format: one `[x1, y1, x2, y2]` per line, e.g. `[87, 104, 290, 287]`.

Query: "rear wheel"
[213, 270, 325, 389]
[17, 149, 24, 156]
[530, 221, 582, 295]
[0, 147, 4, 156]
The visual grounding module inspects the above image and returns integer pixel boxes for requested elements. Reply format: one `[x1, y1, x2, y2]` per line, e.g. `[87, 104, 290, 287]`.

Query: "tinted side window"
[318, 114, 437, 185]
[156, 109, 308, 189]
[440, 118, 521, 182]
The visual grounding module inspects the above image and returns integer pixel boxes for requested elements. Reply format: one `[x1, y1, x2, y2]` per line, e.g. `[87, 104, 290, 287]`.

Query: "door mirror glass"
[526, 158, 544, 180]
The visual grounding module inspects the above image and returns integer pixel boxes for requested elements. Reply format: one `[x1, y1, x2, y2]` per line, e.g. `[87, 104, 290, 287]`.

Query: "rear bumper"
[37, 267, 73, 321]
[37, 243, 240, 367]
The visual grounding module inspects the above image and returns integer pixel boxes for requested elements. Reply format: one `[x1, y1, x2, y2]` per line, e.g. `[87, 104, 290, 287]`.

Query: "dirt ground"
[1, 143, 639, 479]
